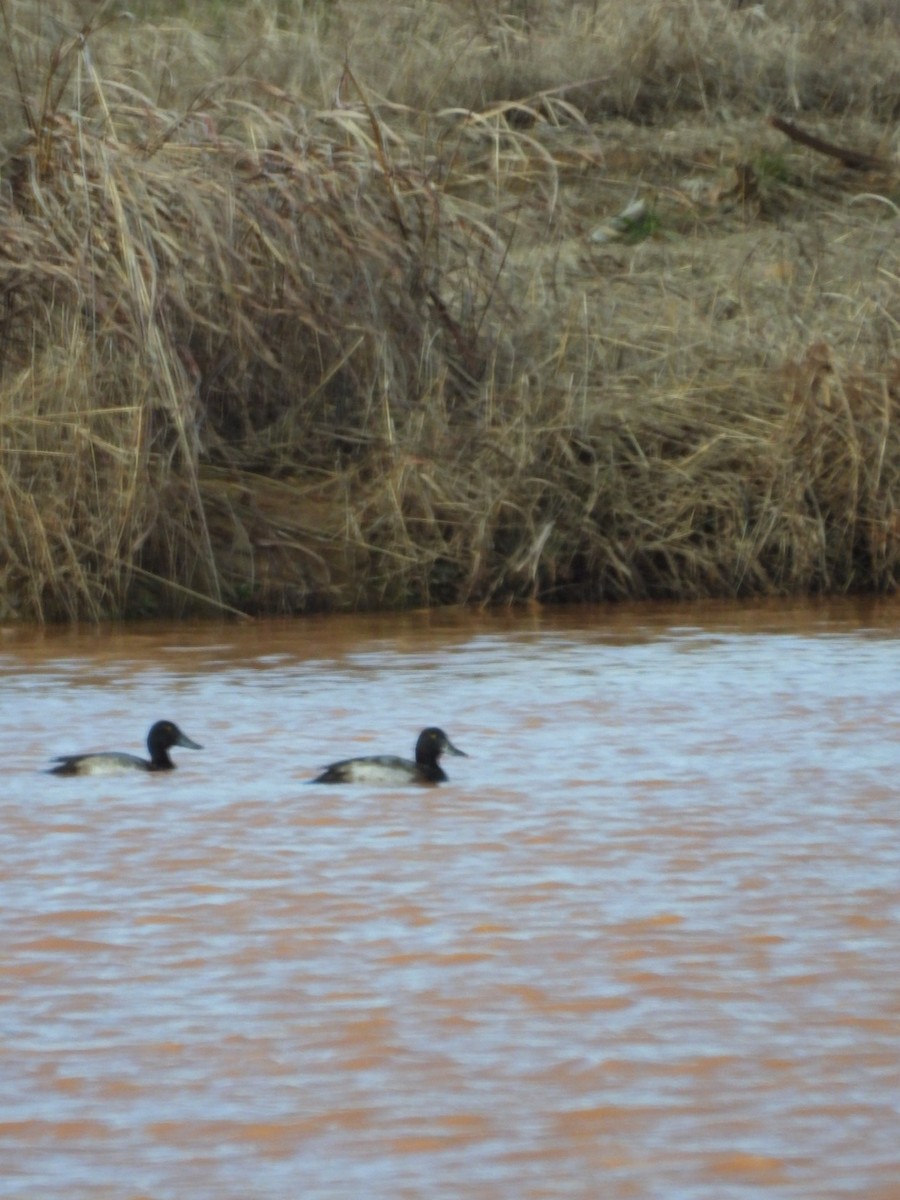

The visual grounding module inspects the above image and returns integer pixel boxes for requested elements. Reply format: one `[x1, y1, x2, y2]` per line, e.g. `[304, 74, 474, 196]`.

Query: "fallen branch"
[769, 115, 887, 171]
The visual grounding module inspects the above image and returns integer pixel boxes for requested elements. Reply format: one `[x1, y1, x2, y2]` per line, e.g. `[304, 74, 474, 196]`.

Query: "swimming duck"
[311, 727, 467, 785]
[47, 720, 203, 776]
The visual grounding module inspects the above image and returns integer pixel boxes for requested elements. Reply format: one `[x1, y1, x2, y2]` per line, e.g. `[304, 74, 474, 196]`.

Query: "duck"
[47, 720, 203, 776]
[311, 726, 467, 786]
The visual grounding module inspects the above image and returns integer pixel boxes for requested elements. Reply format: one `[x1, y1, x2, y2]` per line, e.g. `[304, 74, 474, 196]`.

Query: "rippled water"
[1, 599, 899, 1199]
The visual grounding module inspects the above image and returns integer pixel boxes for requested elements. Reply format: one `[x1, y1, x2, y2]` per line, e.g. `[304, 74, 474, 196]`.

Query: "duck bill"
[446, 740, 467, 757]
[176, 733, 203, 750]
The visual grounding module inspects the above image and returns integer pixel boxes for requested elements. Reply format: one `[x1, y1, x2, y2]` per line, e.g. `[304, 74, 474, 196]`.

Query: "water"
[1, 599, 899, 1199]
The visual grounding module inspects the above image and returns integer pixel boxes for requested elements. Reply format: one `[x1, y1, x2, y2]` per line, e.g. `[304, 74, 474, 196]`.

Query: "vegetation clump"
[1, 0, 899, 619]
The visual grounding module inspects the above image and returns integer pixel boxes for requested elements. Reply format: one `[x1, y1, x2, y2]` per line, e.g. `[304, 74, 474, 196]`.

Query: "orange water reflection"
[1, 598, 899, 1198]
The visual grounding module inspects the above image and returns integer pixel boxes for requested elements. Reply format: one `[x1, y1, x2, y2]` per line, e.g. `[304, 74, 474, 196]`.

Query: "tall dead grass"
[1, 0, 899, 618]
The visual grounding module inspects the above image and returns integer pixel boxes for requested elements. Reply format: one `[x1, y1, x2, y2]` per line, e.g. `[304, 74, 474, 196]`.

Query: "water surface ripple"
[1, 600, 898, 1199]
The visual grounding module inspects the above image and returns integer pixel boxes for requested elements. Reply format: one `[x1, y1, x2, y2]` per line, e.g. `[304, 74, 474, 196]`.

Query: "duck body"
[312, 727, 467, 786]
[48, 720, 202, 776]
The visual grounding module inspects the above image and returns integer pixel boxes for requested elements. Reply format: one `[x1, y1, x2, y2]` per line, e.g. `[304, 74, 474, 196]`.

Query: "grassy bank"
[1, 0, 899, 620]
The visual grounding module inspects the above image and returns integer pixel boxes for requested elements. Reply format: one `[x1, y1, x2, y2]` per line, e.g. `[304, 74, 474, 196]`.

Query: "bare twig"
[769, 115, 887, 172]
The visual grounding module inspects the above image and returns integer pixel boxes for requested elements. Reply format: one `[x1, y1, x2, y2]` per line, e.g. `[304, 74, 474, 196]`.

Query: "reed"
[1, 0, 898, 618]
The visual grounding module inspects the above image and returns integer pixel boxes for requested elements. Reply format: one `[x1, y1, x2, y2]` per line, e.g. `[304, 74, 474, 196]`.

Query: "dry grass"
[1, 0, 899, 618]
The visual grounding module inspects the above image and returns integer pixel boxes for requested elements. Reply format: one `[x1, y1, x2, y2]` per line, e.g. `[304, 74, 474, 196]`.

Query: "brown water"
[2, 599, 899, 1199]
